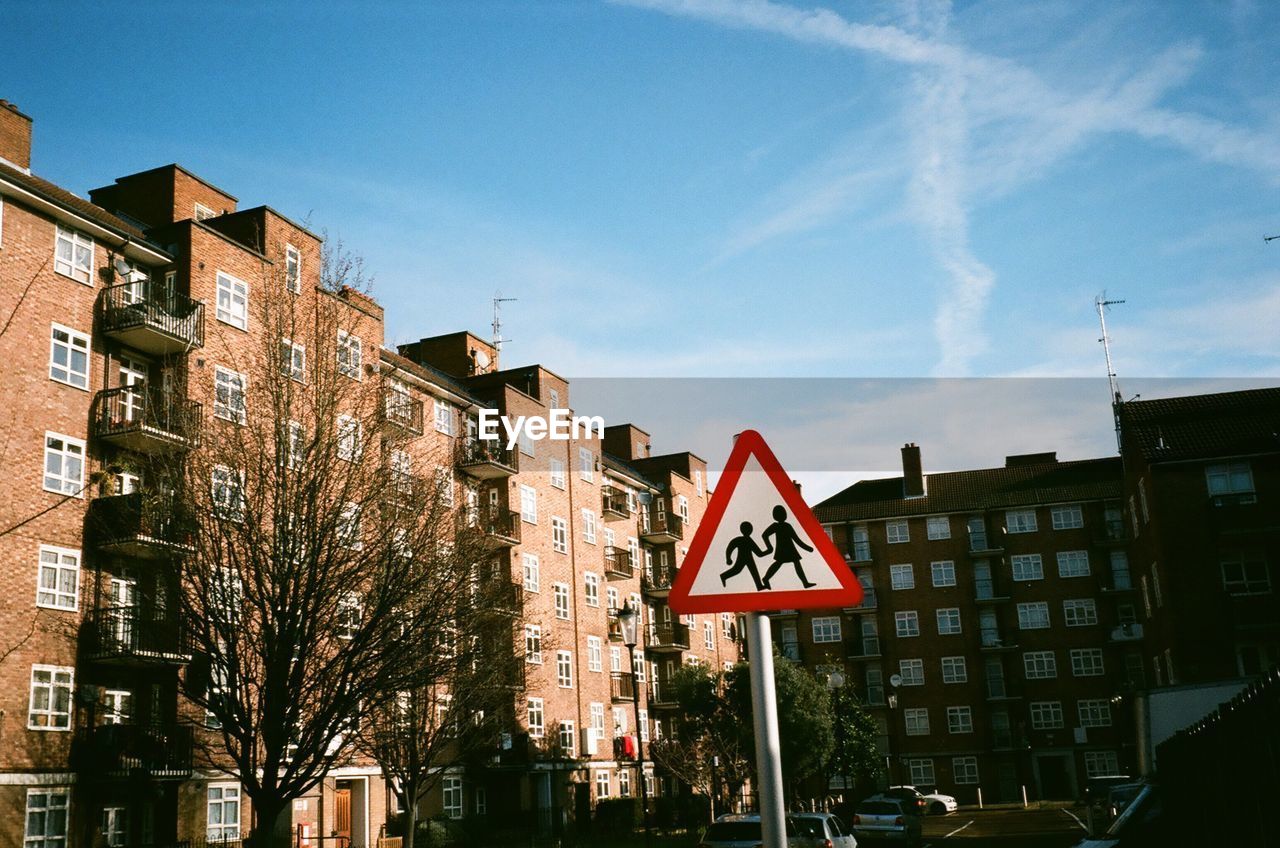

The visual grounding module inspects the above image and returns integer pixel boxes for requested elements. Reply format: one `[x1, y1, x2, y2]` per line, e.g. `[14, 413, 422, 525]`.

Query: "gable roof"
[1119, 387, 1280, 464]
[0, 159, 152, 242]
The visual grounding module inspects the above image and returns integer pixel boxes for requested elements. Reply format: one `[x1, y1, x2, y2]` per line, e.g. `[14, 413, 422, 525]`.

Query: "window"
[930, 607, 959, 635]
[337, 593, 361, 639]
[54, 226, 93, 284]
[931, 560, 956, 587]
[677, 495, 690, 522]
[336, 415, 362, 461]
[280, 338, 305, 381]
[284, 243, 302, 292]
[36, 546, 79, 611]
[215, 271, 248, 329]
[525, 625, 542, 664]
[527, 698, 544, 737]
[941, 656, 967, 683]
[890, 564, 914, 590]
[1011, 554, 1043, 581]
[337, 503, 362, 549]
[617, 768, 632, 798]
[1085, 751, 1120, 778]
[193, 202, 216, 221]
[850, 525, 871, 561]
[1006, 509, 1037, 533]
[25, 788, 70, 848]
[1070, 648, 1105, 677]
[1063, 599, 1098, 627]
[518, 430, 535, 457]
[48, 324, 89, 389]
[886, 519, 909, 543]
[582, 509, 597, 543]
[520, 485, 537, 523]
[1017, 602, 1050, 630]
[722, 613, 734, 637]
[551, 517, 568, 553]
[556, 650, 573, 688]
[812, 616, 842, 643]
[951, 756, 979, 785]
[1023, 651, 1057, 679]
[579, 447, 594, 482]
[43, 433, 85, 495]
[554, 583, 570, 620]
[704, 622, 714, 649]
[946, 706, 973, 733]
[28, 665, 73, 729]
[433, 399, 453, 435]
[1057, 550, 1091, 577]
[1221, 555, 1270, 596]
[639, 709, 649, 743]
[212, 465, 245, 520]
[550, 459, 566, 489]
[606, 587, 619, 611]
[610, 646, 622, 673]
[522, 554, 540, 592]
[337, 331, 362, 379]
[1051, 504, 1084, 529]
[558, 720, 577, 757]
[206, 785, 241, 840]
[895, 611, 920, 637]
[1206, 462, 1254, 497]
[214, 367, 247, 424]
[585, 572, 600, 607]
[695, 469, 704, 495]
[587, 636, 602, 672]
[595, 771, 611, 799]
[908, 759, 935, 785]
[1078, 699, 1112, 728]
[904, 707, 929, 735]
[927, 516, 951, 540]
[441, 777, 462, 819]
[899, 658, 924, 686]
[1030, 701, 1064, 729]
[590, 702, 605, 740]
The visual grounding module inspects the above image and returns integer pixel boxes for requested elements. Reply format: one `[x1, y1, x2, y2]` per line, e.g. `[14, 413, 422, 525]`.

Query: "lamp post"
[826, 671, 853, 802]
[887, 675, 902, 787]
[617, 602, 652, 848]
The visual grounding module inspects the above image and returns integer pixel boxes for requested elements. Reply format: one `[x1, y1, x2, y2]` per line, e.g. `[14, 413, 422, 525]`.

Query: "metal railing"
[99, 281, 204, 348]
[604, 546, 634, 579]
[456, 437, 517, 474]
[641, 511, 684, 540]
[93, 386, 201, 448]
[480, 508, 521, 545]
[85, 607, 193, 663]
[75, 722, 194, 779]
[611, 671, 636, 701]
[602, 485, 631, 518]
[381, 388, 423, 434]
[642, 566, 675, 595]
[647, 622, 690, 650]
[89, 492, 195, 552]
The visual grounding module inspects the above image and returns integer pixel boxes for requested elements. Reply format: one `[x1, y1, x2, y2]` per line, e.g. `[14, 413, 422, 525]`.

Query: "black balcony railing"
[846, 636, 881, 658]
[980, 628, 1014, 650]
[99, 282, 204, 354]
[93, 386, 201, 452]
[601, 486, 631, 520]
[480, 508, 521, 546]
[974, 578, 1010, 602]
[641, 512, 684, 542]
[480, 580, 523, 617]
[74, 722, 194, 779]
[648, 622, 690, 651]
[88, 493, 195, 556]
[610, 671, 636, 702]
[456, 437, 517, 478]
[381, 388, 424, 434]
[84, 607, 192, 665]
[642, 566, 675, 596]
[604, 546, 634, 579]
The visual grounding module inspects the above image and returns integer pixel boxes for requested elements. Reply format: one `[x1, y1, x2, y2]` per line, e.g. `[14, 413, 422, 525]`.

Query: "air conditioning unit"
[583, 727, 599, 756]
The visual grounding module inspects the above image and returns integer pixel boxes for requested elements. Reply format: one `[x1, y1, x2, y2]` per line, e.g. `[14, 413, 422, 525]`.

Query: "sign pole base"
[746, 611, 787, 848]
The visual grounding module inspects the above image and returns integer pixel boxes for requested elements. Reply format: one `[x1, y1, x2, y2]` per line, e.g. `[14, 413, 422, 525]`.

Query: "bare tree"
[165, 241, 490, 846]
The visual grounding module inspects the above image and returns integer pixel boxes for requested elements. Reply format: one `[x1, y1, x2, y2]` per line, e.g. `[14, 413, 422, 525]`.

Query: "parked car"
[790, 812, 857, 848]
[1071, 783, 1170, 848]
[866, 787, 928, 816]
[699, 814, 798, 848]
[890, 784, 958, 815]
[852, 798, 922, 846]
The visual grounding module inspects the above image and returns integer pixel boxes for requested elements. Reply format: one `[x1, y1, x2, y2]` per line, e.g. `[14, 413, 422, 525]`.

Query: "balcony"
[1094, 519, 1128, 546]
[608, 619, 626, 643]
[1110, 622, 1144, 642]
[611, 671, 636, 703]
[93, 387, 201, 454]
[88, 493, 194, 559]
[480, 508, 521, 547]
[979, 628, 1017, 652]
[456, 437, 517, 480]
[846, 636, 881, 659]
[974, 579, 1012, 604]
[99, 282, 204, 355]
[604, 546, 634, 580]
[640, 512, 683, 544]
[985, 677, 1021, 701]
[843, 588, 877, 612]
[380, 388, 424, 434]
[74, 723, 193, 780]
[602, 486, 631, 521]
[648, 684, 679, 710]
[84, 607, 192, 666]
[642, 567, 675, 598]
[647, 622, 690, 653]
[480, 580, 523, 618]
[967, 529, 1003, 556]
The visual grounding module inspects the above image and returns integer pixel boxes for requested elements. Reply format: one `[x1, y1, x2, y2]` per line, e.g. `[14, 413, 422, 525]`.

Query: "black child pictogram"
[721, 521, 768, 591]
[761, 505, 816, 589]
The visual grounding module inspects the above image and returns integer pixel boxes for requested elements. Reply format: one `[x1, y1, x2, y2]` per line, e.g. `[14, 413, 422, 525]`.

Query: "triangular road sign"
[668, 430, 863, 614]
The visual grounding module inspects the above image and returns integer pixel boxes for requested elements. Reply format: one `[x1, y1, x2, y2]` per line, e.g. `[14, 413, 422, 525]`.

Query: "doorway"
[1035, 754, 1075, 799]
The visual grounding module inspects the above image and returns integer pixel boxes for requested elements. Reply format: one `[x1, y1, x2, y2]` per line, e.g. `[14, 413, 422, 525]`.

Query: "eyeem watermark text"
[478, 408, 605, 449]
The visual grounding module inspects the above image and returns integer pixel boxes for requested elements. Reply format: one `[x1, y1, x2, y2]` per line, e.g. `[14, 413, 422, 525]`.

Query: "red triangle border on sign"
[667, 429, 864, 615]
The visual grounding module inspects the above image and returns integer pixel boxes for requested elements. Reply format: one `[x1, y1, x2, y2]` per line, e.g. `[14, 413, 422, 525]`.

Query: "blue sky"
[3, 0, 1277, 389]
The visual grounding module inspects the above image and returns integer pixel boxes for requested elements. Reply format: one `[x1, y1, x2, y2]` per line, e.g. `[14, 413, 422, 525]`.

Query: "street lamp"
[616, 602, 652, 848]
[887, 675, 902, 787]
[826, 672, 852, 801]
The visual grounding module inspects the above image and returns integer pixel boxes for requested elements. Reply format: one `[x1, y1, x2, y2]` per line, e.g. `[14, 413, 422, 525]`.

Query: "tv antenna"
[492, 292, 517, 353]
[1096, 293, 1125, 452]
[1265, 234, 1279, 243]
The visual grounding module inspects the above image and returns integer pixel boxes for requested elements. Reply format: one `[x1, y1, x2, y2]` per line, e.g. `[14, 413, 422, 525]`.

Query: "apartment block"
[0, 100, 739, 848]
[809, 445, 1136, 802]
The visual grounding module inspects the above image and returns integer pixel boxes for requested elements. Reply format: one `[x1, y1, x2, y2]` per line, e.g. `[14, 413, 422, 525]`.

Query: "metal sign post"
[746, 611, 787, 848]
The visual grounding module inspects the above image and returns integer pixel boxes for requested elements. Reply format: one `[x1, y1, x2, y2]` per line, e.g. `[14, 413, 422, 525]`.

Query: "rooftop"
[1119, 387, 1280, 463]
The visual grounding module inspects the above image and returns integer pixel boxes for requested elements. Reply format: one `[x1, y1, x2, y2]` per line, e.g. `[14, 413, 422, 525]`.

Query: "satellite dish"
[113, 257, 131, 277]
[474, 349, 491, 372]
[889, 673, 903, 688]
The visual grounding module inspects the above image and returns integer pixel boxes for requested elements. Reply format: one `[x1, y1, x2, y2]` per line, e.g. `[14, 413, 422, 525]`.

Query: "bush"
[595, 797, 638, 837]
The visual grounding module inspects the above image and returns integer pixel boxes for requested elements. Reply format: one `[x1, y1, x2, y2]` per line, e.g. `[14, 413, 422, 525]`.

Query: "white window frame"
[442, 777, 463, 820]
[1030, 701, 1064, 730]
[1070, 648, 1106, 677]
[890, 563, 915, 590]
[280, 338, 306, 382]
[551, 517, 568, 554]
[1206, 462, 1254, 496]
[336, 415, 362, 461]
[811, 616, 842, 643]
[54, 225, 93, 284]
[946, 705, 973, 734]
[899, 658, 924, 686]
[1006, 509, 1038, 534]
[212, 465, 246, 521]
[1017, 602, 1050, 630]
[886, 519, 909, 544]
[936, 607, 962, 635]
[553, 583, 570, 620]
[36, 546, 79, 611]
[1063, 599, 1098, 627]
[587, 636, 603, 672]
[895, 610, 920, 637]
[285, 243, 302, 293]
[941, 656, 967, 683]
[1078, 699, 1112, 728]
[1057, 550, 1091, 578]
[904, 707, 929, 736]
[579, 447, 594, 482]
[559, 720, 577, 757]
[908, 759, 935, 785]
[1084, 751, 1120, 778]
[525, 625, 542, 664]
[582, 509, 597, 544]
[549, 458, 567, 489]
[926, 515, 951, 540]
[931, 560, 956, 587]
[556, 650, 574, 688]
[434, 399, 454, 435]
[42, 432, 85, 496]
[522, 553, 540, 593]
[337, 330, 362, 380]
[1051, 504, 1084, 530]
[48, 324, 90, 389]
[25, 787, 71, 848]
[1011, 554, 1044, 581]
[28, 665, 74, 730]
[214, 367, 247, 424]
[584, 572, 600, 607]
[215, 271, 248, 330]
[1023, 651, 1058, 679]
[953, 756, 979, 785]
[527, 697, 544, 738]
[520, 485, 537, 524]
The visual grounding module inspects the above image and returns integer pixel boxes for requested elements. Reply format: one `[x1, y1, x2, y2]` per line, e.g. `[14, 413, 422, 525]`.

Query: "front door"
[1036, 754, 1072, 799]
[334, 787, 352, 844]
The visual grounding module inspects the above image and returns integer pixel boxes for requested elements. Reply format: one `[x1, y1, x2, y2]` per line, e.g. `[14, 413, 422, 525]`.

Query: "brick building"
[0, 100, 739, 848]
[809, 445, 1138, 803]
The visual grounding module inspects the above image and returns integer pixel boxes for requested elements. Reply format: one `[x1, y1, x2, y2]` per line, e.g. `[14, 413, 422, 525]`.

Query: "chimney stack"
[0, 100, 33, 171]
[901, 443, 925, 498]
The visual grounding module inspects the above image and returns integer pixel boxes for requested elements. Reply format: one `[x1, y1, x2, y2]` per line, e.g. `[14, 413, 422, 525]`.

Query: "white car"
[890, 784, 959, 815]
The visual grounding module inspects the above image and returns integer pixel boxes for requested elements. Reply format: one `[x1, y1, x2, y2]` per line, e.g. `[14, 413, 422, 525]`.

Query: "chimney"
[0, 100, 33, 171]
[901, 443, 925, 498]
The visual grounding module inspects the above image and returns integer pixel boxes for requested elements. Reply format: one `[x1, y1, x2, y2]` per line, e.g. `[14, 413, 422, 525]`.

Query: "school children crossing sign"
[668, 430, 863, 614]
